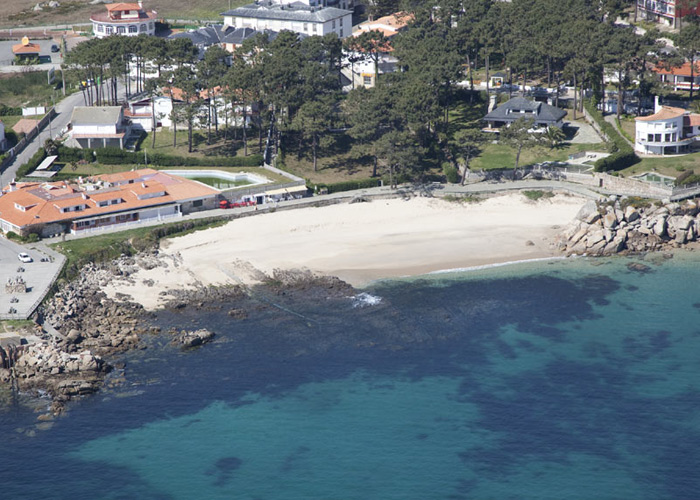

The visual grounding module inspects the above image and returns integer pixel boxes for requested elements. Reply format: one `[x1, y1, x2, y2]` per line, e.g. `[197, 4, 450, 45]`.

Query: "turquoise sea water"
[2, 254, 700, 499]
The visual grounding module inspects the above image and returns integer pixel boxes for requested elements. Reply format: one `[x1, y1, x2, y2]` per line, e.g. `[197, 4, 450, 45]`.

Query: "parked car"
[18, 252, 33, 263]
[51, 44, 60, 53]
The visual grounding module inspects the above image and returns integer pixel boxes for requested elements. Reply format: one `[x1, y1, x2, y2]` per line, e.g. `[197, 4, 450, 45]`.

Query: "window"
[303, 23, 308, 31]
[312, 23, 317, 33]
[117, 26, 126, 34]
[332, 20, 336, 29]
[647, 133, 654, 141]
[97, 24, 104, 32]
[106, 26, 114, 34]
[149, 22, 154, 29]
[340, 17, 343, 26]
[140, 24, 147, 32]
[192, 200, 203, 208]
[364, 75, 372, 85]
[129, 25, 137, 33]
[340, 28, 343, 37]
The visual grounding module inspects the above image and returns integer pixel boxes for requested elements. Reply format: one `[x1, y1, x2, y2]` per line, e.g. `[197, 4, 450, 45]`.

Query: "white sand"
[103, 192, 585, 310]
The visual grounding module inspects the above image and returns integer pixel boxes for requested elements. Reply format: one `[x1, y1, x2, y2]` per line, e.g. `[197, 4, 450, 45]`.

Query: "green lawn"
[139, 128, 255, 159]
[52, 163, 288, 183]
[619, 153, 700, 179]
[471, 142, 599, 170]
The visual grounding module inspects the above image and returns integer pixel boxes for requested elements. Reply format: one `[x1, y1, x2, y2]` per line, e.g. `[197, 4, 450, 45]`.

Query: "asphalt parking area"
[0, 237, 64, 320]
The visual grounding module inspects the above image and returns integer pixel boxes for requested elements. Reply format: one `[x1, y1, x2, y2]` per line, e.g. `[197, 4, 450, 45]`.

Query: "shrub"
[312, 178, 381, 194]
[442, 162, 460, 184]
[16, 148, 46, 178]
[593, 151, 639, 172]
[675, 169, 693, 185]
[583, 99, 635, 155]
[522, 190, 554, 201]
[57, 146, 264, 168]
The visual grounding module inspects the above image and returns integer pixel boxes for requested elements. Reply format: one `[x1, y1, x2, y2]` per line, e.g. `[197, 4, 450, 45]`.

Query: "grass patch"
[522, 190, 554, 201]
[442, 194, 481, 203]
[0, 319, 36, 331]
[620, 152, 700, 178]
[471, 142, 598, 170]
[0, 71, 65, 108]
[140, 128, 255, 159]
[51, 217, 228, 283]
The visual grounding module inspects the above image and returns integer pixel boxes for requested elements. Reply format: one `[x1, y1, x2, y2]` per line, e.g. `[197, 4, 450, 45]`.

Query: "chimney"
[138, 1, 143, 8]
[9, 179, 16, 192]
[654, 95, 661, 113]
[142, 182, 147, 188]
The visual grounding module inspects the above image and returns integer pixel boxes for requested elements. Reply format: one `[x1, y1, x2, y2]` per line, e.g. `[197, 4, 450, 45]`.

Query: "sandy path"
[103, 192, 585, 310]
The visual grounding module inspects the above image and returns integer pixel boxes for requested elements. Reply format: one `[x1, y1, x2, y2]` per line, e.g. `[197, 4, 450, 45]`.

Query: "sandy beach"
[103, 192, 586, 310]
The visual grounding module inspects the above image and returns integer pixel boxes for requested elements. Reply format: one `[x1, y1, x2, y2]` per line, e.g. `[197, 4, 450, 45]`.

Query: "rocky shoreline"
[0, 254, 356, 420]
[557, 197, 700, 256]
[4, 195, 700, 420]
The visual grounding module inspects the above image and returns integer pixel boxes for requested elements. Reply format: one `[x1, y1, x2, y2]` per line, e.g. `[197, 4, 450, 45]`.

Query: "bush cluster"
[16, 148, 46, 178]
[593, 150, 639, 173]
[57, 146, 263, 167]
[312, 178, 381, 194]
[583, 100, 639, 172]
[0, 104, 21, 116]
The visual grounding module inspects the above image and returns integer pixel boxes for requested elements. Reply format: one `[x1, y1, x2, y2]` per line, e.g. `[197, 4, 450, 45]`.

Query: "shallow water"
[2, 254, 700, 499]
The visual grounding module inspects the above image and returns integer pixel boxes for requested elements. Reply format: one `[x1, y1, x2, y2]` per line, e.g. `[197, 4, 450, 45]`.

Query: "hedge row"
[583, 100, 640, 172]
[0, 104, 22, 116]
[593, 151, 639, 173]
[16, 148, 46, 179]
[57, 146, 263, 167]
[312, 178, 381, 194]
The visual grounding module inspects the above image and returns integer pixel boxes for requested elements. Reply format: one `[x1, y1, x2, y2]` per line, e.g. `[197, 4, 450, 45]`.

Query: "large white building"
[635, 104, 700, 155]
[221, 2, 353, 38]
[91, 2, 158, 39]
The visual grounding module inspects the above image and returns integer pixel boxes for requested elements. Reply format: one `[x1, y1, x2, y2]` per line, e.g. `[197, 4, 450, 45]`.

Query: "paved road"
[0, 81, 126, 187]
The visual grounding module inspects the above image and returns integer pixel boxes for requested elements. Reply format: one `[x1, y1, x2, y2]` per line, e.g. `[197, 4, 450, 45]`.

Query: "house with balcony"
[0, 169, 219, 238]
[637, 0, 700, 28]
[483, 97, 567, 131]
[654, 62, 700, 92]
[68, 106, 129, 149]
[91, 1, 158, 38]
[635, 105, 700, 155]
[222, 2, 352, 39]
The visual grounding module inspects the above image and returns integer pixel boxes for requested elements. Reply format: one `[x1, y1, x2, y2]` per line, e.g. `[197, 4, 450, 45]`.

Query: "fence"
[0, 107, 56, 172]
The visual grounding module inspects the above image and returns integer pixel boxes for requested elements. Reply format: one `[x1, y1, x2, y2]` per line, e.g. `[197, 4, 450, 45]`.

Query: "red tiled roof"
[0, 169, 218, 229]
[635, 106, 687, 121]
[107, 3, 144, 12]
[654, 61, 700, 77]
[684, 114, 700, 127]
[12, 42, 40, 54]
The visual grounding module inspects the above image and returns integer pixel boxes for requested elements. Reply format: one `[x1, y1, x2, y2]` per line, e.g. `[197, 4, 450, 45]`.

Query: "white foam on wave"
[351, 292, 383, 308]
[428, 256, 572, 276]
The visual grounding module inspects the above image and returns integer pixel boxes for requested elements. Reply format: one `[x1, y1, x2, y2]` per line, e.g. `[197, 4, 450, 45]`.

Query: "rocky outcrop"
[557, 197, 700, 256]
[171, 328, 215, 348]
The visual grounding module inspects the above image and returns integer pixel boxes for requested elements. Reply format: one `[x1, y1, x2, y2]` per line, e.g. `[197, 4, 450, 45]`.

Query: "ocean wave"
[351, 292, 383, 308]
[428, 256, 571, 276]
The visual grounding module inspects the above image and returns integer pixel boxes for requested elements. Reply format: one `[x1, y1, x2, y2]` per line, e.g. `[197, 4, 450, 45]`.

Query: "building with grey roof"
[221, 1, 353, 38]
[69, 106, 129, 149]
[169, 25, 282, 57]
[483, 97, 567, 130]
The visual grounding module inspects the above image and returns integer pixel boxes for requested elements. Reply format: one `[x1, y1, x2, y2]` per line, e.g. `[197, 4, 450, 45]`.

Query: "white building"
[91, 2, 158, 39]
[342, 12, 412, 88]
[635, 104, 700, 155]
[221, 2, 353, 38]
[69, 106, 129, 149]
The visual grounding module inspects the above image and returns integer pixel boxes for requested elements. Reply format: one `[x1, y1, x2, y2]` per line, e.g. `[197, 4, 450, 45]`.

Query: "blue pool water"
[2, 254, 700, 499]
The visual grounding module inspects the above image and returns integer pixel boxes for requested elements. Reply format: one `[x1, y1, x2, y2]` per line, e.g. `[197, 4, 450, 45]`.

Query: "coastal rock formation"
[557, 197, 700, 256]
[171, 328, 216, 348]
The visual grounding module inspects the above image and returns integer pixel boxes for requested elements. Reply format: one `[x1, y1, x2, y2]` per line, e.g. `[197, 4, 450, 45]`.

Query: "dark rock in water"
[627, 262, 652, 274]
[228, 308, 248, 319]
[172, 329, 215, 348]
[215, 456, 242, 472]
